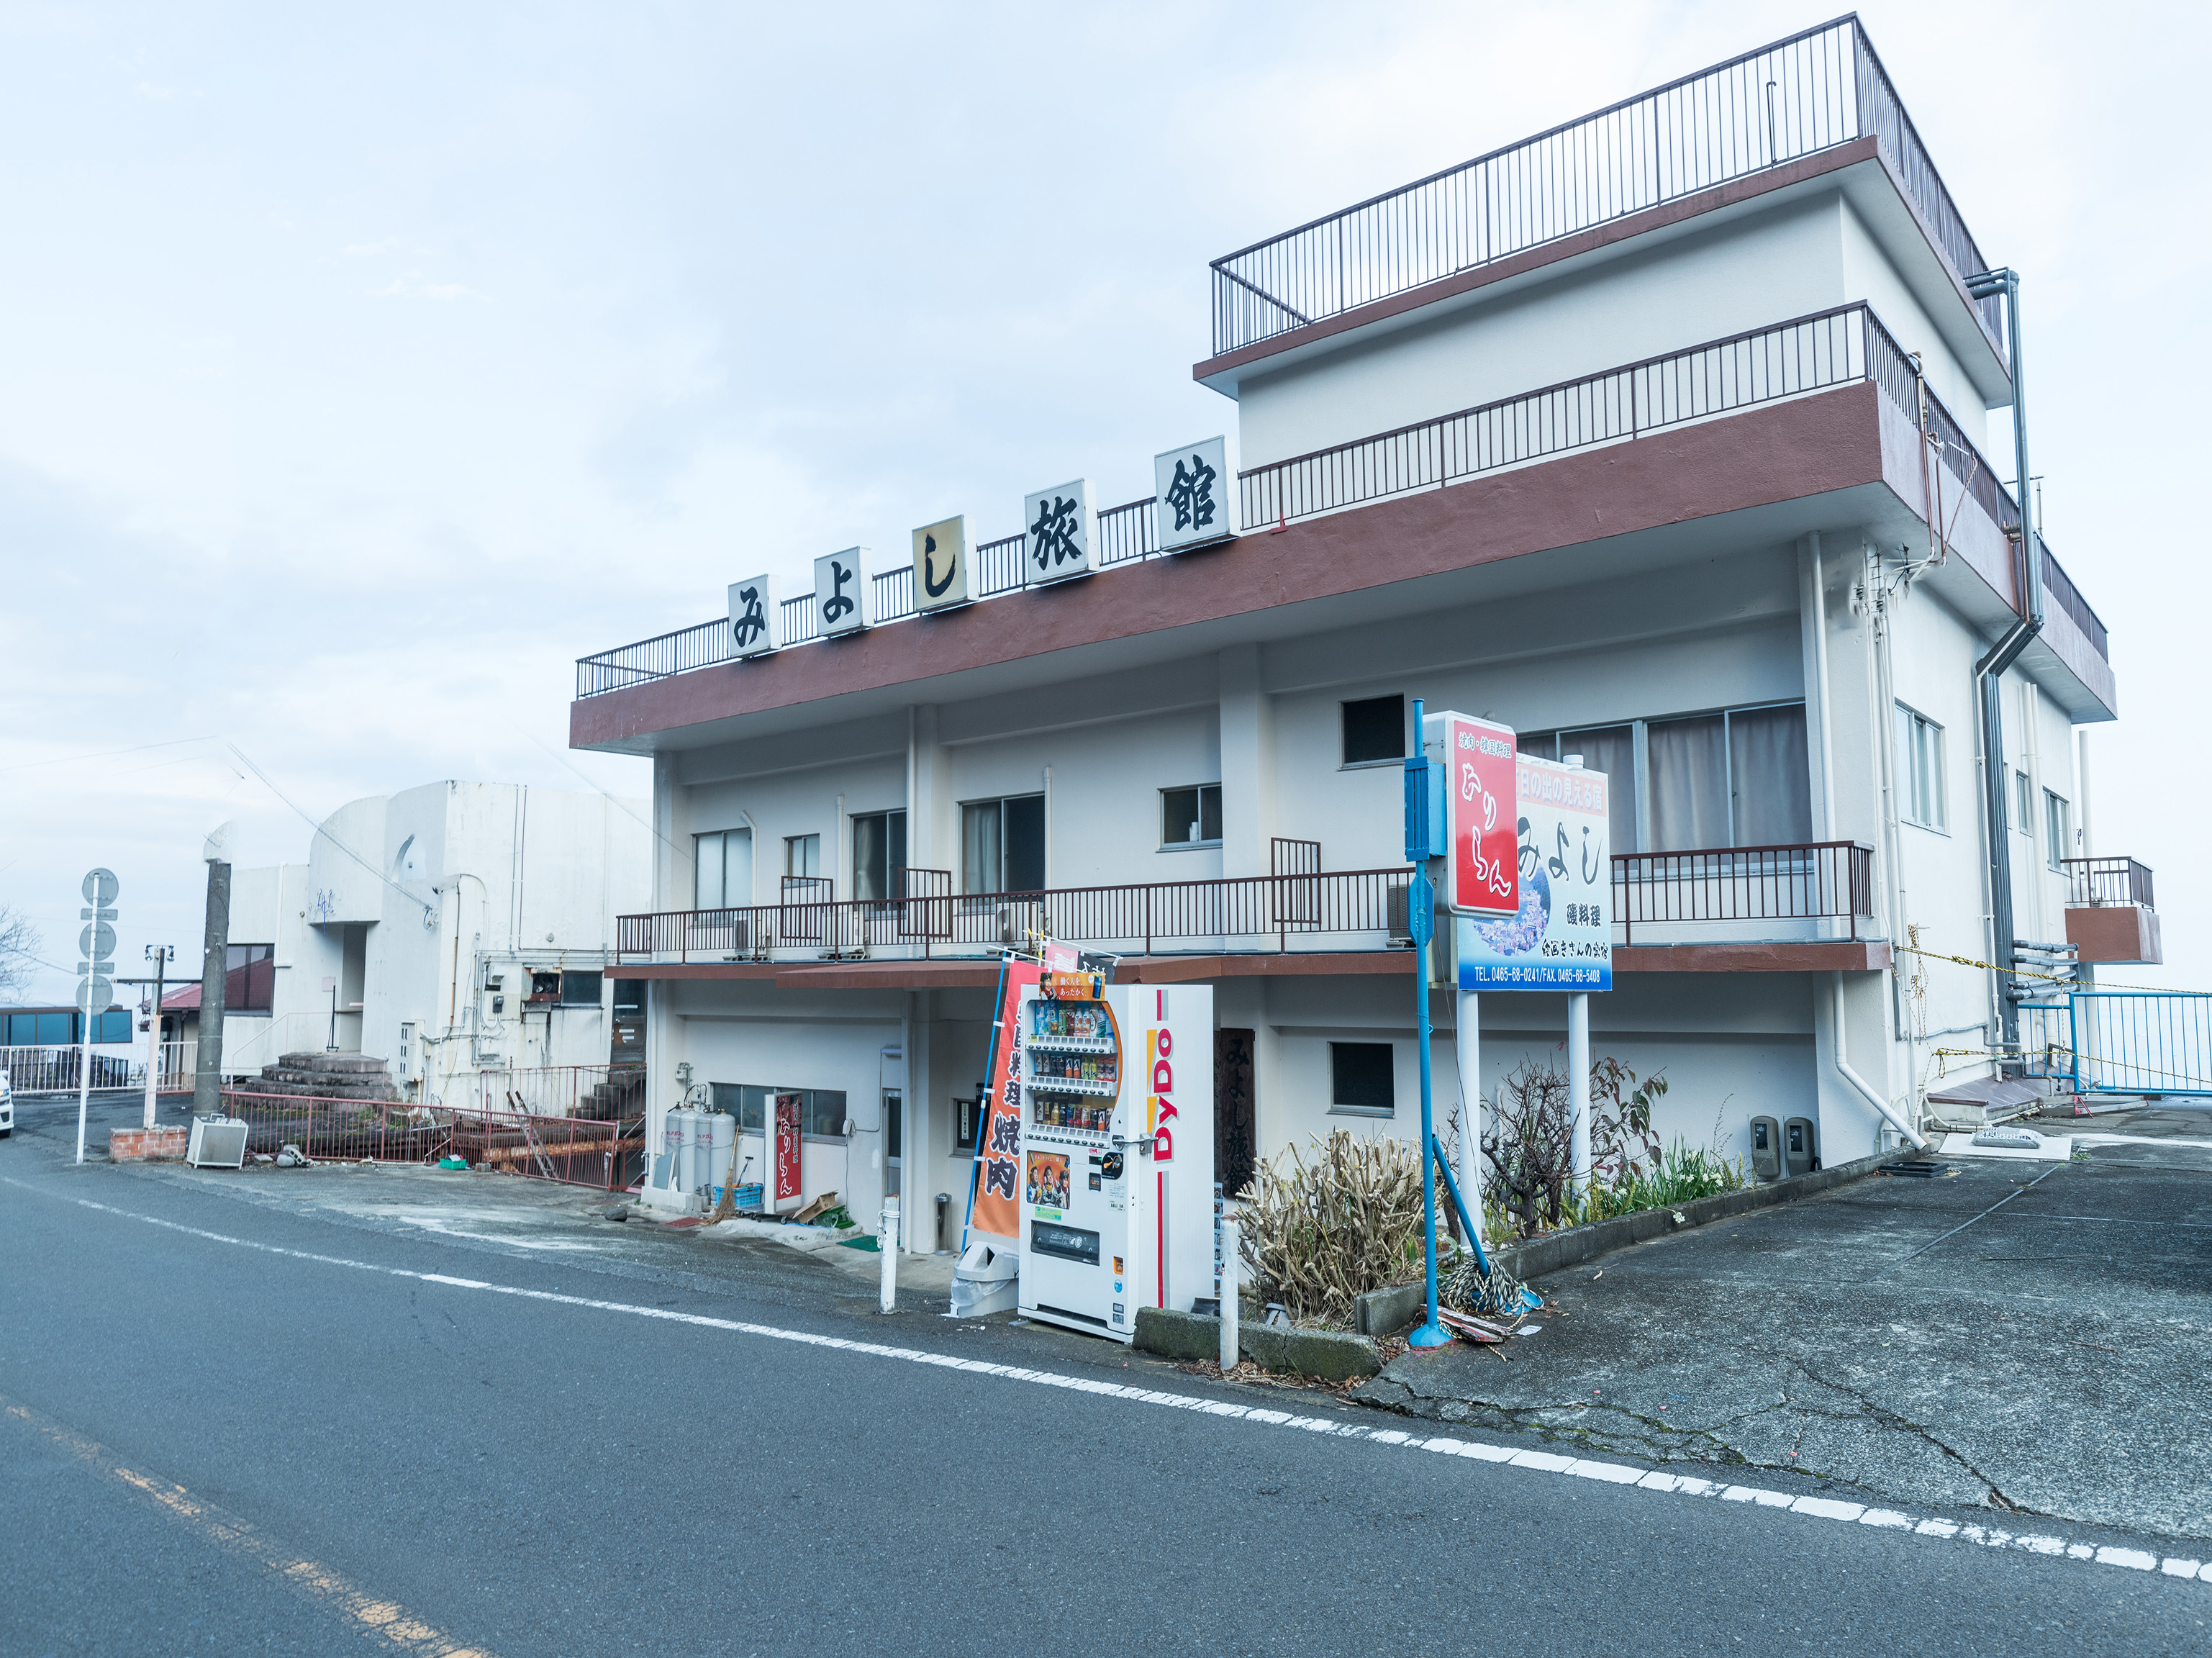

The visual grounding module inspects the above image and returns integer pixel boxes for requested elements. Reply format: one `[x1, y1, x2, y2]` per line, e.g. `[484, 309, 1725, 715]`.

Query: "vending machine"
[1017, 975, 1213, 1343]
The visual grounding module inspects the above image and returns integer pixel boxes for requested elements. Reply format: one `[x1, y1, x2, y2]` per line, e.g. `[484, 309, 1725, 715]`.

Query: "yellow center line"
[0, 1394, 496, 1657]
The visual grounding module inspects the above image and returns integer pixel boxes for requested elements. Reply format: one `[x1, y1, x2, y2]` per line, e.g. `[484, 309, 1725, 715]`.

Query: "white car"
[0, 1072, 12, 1136]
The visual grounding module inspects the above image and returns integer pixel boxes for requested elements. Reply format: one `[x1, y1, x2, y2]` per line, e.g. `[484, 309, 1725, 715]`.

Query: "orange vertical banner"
[968, 956, 1042, 1242]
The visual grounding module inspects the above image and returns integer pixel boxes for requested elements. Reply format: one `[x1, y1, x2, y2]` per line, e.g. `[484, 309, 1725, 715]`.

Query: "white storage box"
[186, 1117, 249, 1169]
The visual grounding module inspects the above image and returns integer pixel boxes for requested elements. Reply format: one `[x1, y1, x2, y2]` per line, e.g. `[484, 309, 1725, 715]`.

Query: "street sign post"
[76, 867, 119, 1164]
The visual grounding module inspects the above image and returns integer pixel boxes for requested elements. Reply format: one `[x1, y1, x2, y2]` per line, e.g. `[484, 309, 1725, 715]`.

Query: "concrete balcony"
[2064, 856, 2162, 966]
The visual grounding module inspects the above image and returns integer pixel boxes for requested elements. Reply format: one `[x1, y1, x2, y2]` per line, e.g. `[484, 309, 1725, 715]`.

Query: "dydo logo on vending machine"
[1436, 715, 1518, 919]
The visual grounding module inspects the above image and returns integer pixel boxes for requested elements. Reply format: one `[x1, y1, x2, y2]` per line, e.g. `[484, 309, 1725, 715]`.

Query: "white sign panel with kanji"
[1456, 755, 1613, 991]
[1153, 436, 1232, 553]
[1023, 479, 1095, 585]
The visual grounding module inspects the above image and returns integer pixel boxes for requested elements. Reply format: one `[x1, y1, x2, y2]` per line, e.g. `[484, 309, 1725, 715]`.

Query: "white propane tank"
[674, 1105, 699, 1196]
[705, 1108, 735, 1200]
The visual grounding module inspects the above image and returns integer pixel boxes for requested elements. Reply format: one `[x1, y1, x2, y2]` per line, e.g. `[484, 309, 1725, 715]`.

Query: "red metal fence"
[217, 1090, 645, 1192]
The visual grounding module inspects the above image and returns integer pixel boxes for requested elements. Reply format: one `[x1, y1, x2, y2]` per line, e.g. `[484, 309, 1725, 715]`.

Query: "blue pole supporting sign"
[1402, 699, 1450, 1350]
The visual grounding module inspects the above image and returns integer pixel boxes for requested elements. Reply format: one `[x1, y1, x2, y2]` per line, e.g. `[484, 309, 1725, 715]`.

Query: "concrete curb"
[1351, 1149, 1900, 1336]
[1132, 1307, 1382, 1382]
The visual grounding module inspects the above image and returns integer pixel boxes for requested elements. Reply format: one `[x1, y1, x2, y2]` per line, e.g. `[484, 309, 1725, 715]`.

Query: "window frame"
[851, 808, 909, 902]
[959, 793, 1046, 895]
[694, 826, 753, 911]
[1159, 783, 1223, 851]
[2044, 790, 2071, 872]
[223, 943, 276, 1016]
[1340, 694, 1407, 769]
[783, 833, 821, 881]
[1893, 704, 1948, 833]
[1327, 1040, 1397, 1118]
[709, 1082, 851, 1142]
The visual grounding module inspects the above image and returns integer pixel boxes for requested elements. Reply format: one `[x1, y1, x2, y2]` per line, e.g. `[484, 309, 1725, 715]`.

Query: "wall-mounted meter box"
[1783, 1116, 1818, 1178]
[1017, 982, 1213, 1344]
[1749, 1115, 1781, 1182]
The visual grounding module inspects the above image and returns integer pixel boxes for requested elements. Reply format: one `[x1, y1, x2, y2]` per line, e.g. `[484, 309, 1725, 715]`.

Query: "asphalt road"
[4, 1092, 2208, 1656]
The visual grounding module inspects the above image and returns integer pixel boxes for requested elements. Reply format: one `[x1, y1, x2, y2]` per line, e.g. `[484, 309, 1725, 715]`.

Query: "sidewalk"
[1353, 1107, 2212, 1541]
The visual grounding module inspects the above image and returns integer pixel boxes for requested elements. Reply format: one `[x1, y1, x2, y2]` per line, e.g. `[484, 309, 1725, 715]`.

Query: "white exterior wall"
[217, 782, 648, 1104]
[1235, 190, 1984, 469]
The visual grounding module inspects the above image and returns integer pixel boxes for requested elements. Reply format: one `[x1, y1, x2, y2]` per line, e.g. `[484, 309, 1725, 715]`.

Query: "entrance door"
[884, 1089, 903, 1199]
[1215, 1028, 1256, 1200]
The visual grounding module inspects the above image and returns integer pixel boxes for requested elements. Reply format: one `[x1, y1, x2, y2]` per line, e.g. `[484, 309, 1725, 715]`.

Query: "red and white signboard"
[773, 1092, 802, 1203]
[1428, 712, 1519, 918]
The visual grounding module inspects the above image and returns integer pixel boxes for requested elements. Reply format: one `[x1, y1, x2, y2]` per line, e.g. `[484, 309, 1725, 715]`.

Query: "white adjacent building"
[565, 19, 2153, 1245]
[172, 781, 651, 1109]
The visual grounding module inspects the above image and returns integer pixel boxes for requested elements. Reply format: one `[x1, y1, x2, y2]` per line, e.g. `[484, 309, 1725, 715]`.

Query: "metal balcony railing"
[1611, 841, 1875, 945]
[617, 866, 1415, 964]
[2064, 856, 2154, 910]
[1206, 15, 2003, 361]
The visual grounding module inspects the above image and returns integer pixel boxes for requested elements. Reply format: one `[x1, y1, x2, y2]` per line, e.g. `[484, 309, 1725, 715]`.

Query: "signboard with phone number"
[1456, 755, 1613, 992]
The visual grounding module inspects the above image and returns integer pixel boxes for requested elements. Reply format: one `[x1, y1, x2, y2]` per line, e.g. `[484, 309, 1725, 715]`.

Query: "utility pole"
[142, 945, 173, 1129]
[76, 868, 120, 1166]
[193, 823, 235, 1119]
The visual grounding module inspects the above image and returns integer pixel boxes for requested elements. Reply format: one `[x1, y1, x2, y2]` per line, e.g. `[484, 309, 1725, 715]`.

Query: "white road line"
[17, 1177, 2211, 1590]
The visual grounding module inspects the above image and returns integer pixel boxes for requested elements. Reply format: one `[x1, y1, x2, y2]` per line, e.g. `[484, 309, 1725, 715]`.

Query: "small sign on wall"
[814, 548, 871, 636]
[774, 1091, 802, 1202]
[1153, 436, 1232, 552]
[914, 515, 968, 612]
[1024, 479, 1095, 584]
[729, 573, 780, 658]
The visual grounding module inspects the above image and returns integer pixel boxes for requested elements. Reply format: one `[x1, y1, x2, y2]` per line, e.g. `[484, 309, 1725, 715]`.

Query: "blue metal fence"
[2018, 992, 2212, 1097]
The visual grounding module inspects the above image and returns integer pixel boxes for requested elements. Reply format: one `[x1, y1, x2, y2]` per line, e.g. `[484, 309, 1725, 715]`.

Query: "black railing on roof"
[1205, 16, 2005, 362]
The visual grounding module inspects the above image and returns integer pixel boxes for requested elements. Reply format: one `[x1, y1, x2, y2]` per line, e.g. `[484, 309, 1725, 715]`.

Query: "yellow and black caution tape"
[1893, 944, 2182, 998]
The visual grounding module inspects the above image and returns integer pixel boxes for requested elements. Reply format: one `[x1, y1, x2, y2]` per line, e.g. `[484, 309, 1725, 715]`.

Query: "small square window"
[1341, 694, 1405, 766]
[1161, 784, 1223, 848]
[1329, 1041, 1395, 1115]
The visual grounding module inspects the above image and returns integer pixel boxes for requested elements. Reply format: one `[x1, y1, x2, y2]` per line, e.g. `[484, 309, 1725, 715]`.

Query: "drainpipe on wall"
[1964, 267, 2044, 1063]
[1832, 971, 1928, 1150]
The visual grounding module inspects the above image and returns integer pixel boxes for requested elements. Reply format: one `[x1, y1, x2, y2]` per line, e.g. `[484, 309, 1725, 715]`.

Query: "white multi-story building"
[169, 780, 651, 1109]
[566, 19, 2153, 1245]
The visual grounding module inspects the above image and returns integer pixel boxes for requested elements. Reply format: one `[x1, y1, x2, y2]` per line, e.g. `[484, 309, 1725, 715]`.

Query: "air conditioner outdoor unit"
[186, 1116, 248, 1169]
[1387, 886, 1413, 946]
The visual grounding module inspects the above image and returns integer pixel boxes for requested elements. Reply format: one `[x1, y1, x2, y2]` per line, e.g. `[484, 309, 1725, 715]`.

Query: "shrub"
[1241, 1129, 1431, 1324]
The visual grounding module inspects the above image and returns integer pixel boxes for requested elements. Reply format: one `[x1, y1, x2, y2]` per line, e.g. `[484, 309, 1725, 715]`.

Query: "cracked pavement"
[1353, 1105, 2212, 1540]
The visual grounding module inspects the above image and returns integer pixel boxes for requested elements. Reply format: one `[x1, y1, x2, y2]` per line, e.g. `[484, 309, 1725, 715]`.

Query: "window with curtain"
[1648, 714, 1728, 851]
[694, 827, 753, 910]
[1726, 703, 1813, 847]
[961, 794, 1044, 894]
[853, 810, 907, 901]
[1556, 725, 1638, 855]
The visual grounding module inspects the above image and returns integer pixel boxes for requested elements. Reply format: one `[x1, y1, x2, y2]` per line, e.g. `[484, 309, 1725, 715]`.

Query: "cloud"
[371, 272, 481, 302]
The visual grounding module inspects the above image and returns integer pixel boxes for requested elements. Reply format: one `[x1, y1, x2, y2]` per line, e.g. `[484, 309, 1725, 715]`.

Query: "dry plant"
[1481, 1059, 1575, 1235]
[1240, 1129, 1429, 1324]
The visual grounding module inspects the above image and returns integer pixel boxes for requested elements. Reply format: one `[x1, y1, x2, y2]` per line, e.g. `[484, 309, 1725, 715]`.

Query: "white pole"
[1219, 1216, 1240, 1373]
[142, 997, 159, 1131]
[1568, 992, 1591, 1200]
[76, 1011, 90, 1164]
[879, 1195, 899, 1314]
[1454, 974, 1482, 1238]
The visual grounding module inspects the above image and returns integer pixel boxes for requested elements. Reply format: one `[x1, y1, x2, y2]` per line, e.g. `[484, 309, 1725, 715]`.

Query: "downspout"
[1964, 267, 2044, 1062]
[1833, 971, 1928, 1149]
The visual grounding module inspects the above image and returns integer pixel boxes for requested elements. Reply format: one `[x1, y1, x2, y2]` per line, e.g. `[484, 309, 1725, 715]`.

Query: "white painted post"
[1219, 1217, 1240, 1373]
[1454, 977, 1482, 1236]
[879, 1195, 899, 1313]
[142, 997, 159, 1131]
[1568, 992, 1591, 1200]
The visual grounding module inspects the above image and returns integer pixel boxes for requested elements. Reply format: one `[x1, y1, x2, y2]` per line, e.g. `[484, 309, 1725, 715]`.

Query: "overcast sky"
[3, 0, 2206, 1009]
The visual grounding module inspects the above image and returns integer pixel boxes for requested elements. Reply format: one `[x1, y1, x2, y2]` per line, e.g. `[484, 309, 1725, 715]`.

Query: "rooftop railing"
[1206, 15, 2004, 361]
[577, 299, 2106, 702]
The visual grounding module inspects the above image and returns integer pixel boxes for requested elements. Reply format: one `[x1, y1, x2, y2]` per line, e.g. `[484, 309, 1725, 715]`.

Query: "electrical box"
[1749, 1115, 1781, 1182]
[1402, 756, 1446, 862]
[1017, 981, 1213, 1344]
[1783, 1116, 1818, 1178]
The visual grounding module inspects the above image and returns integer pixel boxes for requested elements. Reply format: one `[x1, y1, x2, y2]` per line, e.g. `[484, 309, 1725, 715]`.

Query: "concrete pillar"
[1218, 643, 1275, 880]
[192, 859, 231, 1116]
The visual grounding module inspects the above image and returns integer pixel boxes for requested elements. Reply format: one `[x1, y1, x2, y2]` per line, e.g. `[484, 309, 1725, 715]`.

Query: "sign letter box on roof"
[1153, 436, 1232, 553]
[729, 573, 780, 658]
[814, 548, 871, 637]
[1023, 479, 1096, 585]
[913, 515, 968, 612]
